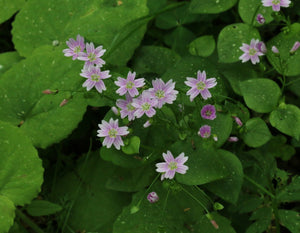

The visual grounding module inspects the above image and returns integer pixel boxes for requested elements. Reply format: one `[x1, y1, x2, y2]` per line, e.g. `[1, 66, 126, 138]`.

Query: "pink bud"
[213, 135, 218, 142]
[147, 192, 159, 203]
[290, 41, 300, 53]
[272, 46, 279, 54]
[111, 106, 119, 115]
[59, 99, 68, 107]
[143, 120, 151, 128]
[210, 220, 219, 229]
[257, 41, 267, 54]
[233, 116, 243, 126]
[42, 89, 53, 94]
[256, 14, 265, 25]
[228, 136, 239, 142]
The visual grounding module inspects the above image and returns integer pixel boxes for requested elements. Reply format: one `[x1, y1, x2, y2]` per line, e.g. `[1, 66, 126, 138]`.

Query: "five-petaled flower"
[262, 0, 291, 12]
[185, 70, 217, 101]
[132, 91, 158, 118]
[148, 78, 178, 108]
[63, 34, 85, 60]
[201, 104, 216, 120]
[198, 125, 211, 138]
[97, 118, 129, 150]
[78, 42, 106, 67]
[115, 71, 145, 97]
[239, 39, 265, 65]
[156, 151, 189, 180]
[80, 65, 111, 93]
[116, 94, 136, 121]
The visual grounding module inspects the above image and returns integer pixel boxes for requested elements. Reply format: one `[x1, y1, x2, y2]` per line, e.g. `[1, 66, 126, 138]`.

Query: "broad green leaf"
[236, 194, 263, 214]
[51, 152, 131, 233]
[12, 0, 148, 66]
[189, 35, 216, 57]
[278, 210, 300, 233]
[267, 23, 300, 76]
[0, 0, 25, 24]
[217, 23, 260, 63]
[277, 176, 300, 203]
[0, 52, 23, 76]
[205, 150, 243, 204]
[238, 0, 274, 27]
[194, 212, 236, 233]
[122, 136, 140, 155]
[172, 139, 230, 185]
[132, 46, 180, 75]
[240, 79, 281, 113]
[25, 200, 62, 217]
[105, 165, 155, 192]
[242, 118, 271, 147]
[189, 0, 238, 14]
[246, 207, 272, 233]
[0, 121, 43, 206]
[0, 196, 15, 233]
[0, 47, 88, 148]
[219, 62, 259, 95]
[270, 104, 300, 139]
[147, 0, 167, 14]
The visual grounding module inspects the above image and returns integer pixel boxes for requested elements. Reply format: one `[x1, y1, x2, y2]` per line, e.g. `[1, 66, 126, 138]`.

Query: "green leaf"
[240, 79, 281, 113]
[25, 200, 62, 217]
[242, 118, 272, 147]
[194, 212, 236, 233]
[189, 35, 216, 57]
[0, 121, 43, 206]
[217, 23, 260, 63]
[189, 0, 238, 14]
[277, 176, 300, 203]
[236, 194, 263, 214]
[238, 0, 274, 27]
[0, 195, 15, 233]
[278, 210, 300, 233]
[0, 47, 88, 148]
[246, 207, 272, 233]
[204, 150, 243, 204]
[122, 136, 140, 155]
[0, 0, 25, 24]
[0, 52, 23, 76]
[132, 46, 180, 75]
[270, 104, 300, 139]
[266, 23, 300, 76]
[12, 0, 148, 66]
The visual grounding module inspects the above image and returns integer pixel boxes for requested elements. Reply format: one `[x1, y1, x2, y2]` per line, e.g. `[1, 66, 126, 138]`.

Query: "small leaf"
[0, 195, 15, 233]
[278, 210, 300, 233]
[246, 207, 272, 233]
[240, 79, 281, 113]
[189, 35, 216, 57]
[26, 200, 62, 217]
[189, 0, 238, 14]
[122, 136, 140, 155]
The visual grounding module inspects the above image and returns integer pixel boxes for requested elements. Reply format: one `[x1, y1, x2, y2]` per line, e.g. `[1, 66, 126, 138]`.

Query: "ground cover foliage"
[0, 0, 299, 232]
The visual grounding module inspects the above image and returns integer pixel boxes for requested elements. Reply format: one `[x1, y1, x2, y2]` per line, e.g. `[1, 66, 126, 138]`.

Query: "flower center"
[126, 103, 135, 112]
[272, 0, 280, 5]
[91, 74, 100, 82]
[196, 81, 206, 90]
[168, 161, 178, 170]
[74, 46, 81, 54]
[249, 48, 257, 56]
[155, 90, 165, 99]
[205, 110, 212, 116]
[126, 81, 134, 89]
[88, 53, 96, 61]
[203, 132, 210, 138]
[142, 102, 151, 111]
[108, 128, 118, 138]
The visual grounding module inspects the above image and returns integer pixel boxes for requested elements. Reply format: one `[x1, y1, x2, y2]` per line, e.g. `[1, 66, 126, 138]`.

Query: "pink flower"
[257, 41, 267, 54]
[239, 39, 265, 64]
[97, 118, 129, 150]
[116, 94, 136, 121]
[148, 79, 178, 108]
[114, 71, 145, 97]
[256, 14, 265, 24]
[147, 192, 159, 203]
[184, 70, 217, 101]
[156, 151, 188, 180]
[262, 0, 291, 11]
[80, 65, 111, 93]
[132, 91, 158, 118]
[78, 42, 106, 67]
[201, 104, 216, 120]
[198, 125, 211, 138]
[290, 41, 300, 53]
[63, 35, 85, 60]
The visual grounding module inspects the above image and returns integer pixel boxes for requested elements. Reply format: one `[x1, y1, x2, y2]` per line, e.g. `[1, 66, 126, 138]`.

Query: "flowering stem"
[244, 175, 275, 199]
[136, 173, 160, 207]
[181, 186, 210, 214]
[162, 188, 171, 213]
[16, 209, 45, 233]
[194, 185, 214, 205]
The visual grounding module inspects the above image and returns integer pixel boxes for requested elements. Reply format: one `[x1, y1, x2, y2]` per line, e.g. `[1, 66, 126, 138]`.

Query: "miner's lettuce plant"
[0, 0, 299, 232]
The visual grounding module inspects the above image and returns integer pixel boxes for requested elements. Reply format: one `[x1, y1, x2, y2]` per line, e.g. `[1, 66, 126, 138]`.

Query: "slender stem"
[16, 209, 45, 233]
[162, 188, 171, 212]
[244, 175, 275, 199]
[194, 185, 214, 205]
[181, 186, 209, 214]
[272, 199, 281, 233]
[136, 174, 161, 207]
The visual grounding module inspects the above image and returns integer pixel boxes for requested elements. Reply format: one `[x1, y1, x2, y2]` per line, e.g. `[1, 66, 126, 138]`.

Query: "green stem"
[194, 185, 214, 205]
[181, 186, 209, 214]
[272, 199, 281, 233]
[244, 175, 275, 199]
[136, 174, 160, 207]
[16, 209, 45, 233]
[162, 188, 171, 212]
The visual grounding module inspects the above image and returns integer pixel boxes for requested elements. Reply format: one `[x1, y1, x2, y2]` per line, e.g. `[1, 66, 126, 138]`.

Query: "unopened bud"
[210, 220, 219, 229]
[143, 120, 151, 128]
[233, 116, 243, 126]
[43, 89, 58, 94]
[147, 192, 159, 203]
[111, 106, 119, 115]
[272, 46, 279, 54]
[213, 134, 218, 142]
[59, 99, 68, 107]
[130, 206, 139, 214]
[290, 41, 300, 54]
[256, 14, 265, 25]
[257, 41, 267, 54]
[228, 136, 239, 142]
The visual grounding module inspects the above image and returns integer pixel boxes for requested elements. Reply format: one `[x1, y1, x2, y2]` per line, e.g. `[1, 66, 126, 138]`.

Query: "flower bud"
[271, 46, 279, 54]
[130, 206, 139, 214]
[233, 116, 243, 126]
[111, 106, 119, 115]
[210, 220, 219, 229]
[256, 14, 265, 25]
[147, 192, 159, 203]
[59, 99, 68, 107]
[143, 120, 151, 128]
[290, 41, 300, 54]
[228, 136, 239, 142]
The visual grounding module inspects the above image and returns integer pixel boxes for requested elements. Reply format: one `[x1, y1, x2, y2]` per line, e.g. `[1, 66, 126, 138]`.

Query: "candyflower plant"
[0, 1, 299, 233]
